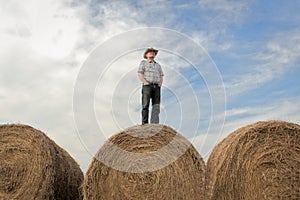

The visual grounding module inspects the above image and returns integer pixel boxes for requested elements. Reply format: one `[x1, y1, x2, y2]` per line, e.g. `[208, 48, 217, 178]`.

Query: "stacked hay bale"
[83, 124, 206, 200]
[0, 124, 84, 200]
[206, 120, 300, 200]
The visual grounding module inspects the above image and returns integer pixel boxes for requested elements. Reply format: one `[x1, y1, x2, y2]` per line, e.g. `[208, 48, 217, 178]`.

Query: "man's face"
[146, 51, 156, 59]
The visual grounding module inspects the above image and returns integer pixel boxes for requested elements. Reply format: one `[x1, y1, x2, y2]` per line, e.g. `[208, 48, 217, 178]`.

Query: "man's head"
[144, 47, 158, 59]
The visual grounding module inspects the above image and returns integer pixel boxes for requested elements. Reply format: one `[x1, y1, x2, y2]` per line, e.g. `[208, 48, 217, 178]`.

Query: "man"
[138, 47, 164, 124]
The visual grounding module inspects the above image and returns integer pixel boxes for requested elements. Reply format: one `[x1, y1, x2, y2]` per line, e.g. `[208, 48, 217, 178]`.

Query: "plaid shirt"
[138, 59, 164, 84]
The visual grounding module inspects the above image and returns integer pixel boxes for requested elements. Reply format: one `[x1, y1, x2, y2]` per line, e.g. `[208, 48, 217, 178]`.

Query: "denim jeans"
[141, 83, 161, 124]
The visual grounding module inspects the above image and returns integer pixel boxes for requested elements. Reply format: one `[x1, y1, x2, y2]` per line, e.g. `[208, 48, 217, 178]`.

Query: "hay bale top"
[206, 120, 300, 200]
[96, 124, 201, 172]
[83, 124, 206, 200]
[208, 120, 300, 172]
[0, 124, 83, 200]
[110, 124, 185, 152]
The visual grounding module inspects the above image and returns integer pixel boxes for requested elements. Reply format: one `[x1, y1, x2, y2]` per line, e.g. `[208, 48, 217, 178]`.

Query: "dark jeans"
[141, 83, 161, 124]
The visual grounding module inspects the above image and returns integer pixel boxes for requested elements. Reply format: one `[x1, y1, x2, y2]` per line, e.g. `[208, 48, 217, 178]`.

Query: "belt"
[148, 82, 159, 86]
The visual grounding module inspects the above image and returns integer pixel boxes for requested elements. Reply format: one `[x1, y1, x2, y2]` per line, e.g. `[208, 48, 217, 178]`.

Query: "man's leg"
[150, 85, 161, 124]
[142, 85, 151, 124]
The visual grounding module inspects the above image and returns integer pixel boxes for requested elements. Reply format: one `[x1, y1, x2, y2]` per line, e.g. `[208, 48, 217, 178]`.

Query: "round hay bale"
[0, 124, 84, 200]
[206, 120, 300, 200]
[83, 124, 206, 200]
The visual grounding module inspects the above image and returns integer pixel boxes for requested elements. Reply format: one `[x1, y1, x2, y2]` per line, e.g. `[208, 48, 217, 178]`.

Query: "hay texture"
[206, 120, 300, 200]
[0, 124, 83, 200]
[83, 124, 205, 200]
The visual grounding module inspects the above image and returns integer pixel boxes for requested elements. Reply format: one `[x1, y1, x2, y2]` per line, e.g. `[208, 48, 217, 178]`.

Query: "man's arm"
[138, 72, 149, 85]
[158, 64, 164, 87]
[159, 75, 163, 87]
[138, 61, 149, 85]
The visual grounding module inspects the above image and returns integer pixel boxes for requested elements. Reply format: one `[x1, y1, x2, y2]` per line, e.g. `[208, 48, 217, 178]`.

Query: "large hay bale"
[206, 120, 300, 200]
[83, 124, 206, 200]
[0, 124, 84, 200]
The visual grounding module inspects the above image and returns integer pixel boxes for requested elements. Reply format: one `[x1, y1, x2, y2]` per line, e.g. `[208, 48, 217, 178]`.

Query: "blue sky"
[1, 0, 300, 171]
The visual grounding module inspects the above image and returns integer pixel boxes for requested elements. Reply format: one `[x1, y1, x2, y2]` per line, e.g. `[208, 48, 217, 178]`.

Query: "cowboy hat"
[143, 47, 158, 59]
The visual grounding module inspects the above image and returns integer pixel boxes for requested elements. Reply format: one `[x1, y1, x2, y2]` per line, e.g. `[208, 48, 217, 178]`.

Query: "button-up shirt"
[138, 59, 164, 84]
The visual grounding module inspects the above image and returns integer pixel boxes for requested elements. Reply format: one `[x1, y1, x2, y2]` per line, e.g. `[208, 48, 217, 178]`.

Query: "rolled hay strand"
[83, 124, 206, 200]
[0, 124, 84, 200]
[206, 120, 300, 200]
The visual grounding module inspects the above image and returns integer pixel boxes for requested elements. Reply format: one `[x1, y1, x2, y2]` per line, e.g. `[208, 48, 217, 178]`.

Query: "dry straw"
[0, 124, 83, 200]
[83, 124, 206, 200]
[206, 120, 300, 200]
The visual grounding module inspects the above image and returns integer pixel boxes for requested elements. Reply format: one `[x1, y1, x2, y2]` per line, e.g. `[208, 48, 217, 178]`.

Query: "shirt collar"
[146, 59, 156, 63]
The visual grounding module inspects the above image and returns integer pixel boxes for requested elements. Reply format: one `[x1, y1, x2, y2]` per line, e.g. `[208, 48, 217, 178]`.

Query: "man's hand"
[138, 72, 149, 86]
[158, 83, 162, 87]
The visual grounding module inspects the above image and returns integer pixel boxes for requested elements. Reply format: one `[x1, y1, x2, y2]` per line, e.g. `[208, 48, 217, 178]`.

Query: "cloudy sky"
[1, 0, 300, 172]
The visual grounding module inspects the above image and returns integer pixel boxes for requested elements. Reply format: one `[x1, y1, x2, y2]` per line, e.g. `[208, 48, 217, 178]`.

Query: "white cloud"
[199, 0, 250, 13]
[0, 0, 83, 59]
[188, 0, 253, 52]
[225, 30, 300, 96]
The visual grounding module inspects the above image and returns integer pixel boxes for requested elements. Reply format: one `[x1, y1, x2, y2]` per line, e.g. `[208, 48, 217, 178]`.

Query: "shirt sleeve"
[138, 60, 145, 73]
